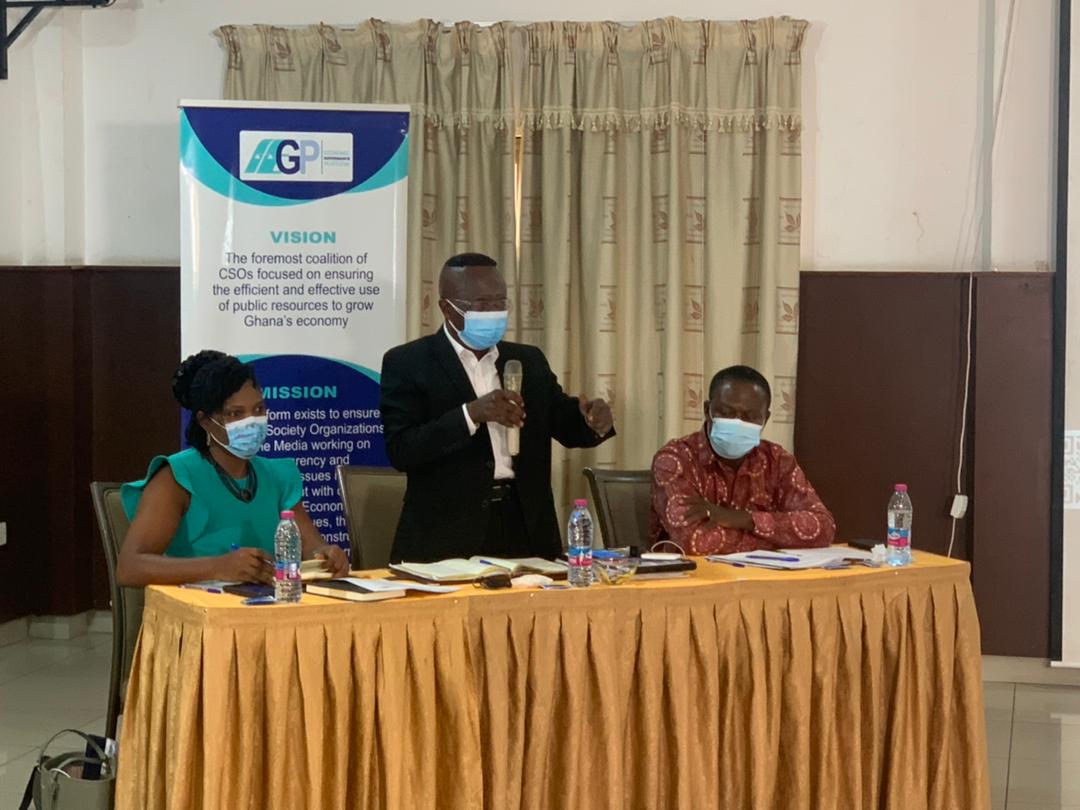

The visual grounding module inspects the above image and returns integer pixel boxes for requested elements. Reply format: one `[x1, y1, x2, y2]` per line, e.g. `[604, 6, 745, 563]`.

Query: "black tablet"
[223, 583, 275, 599]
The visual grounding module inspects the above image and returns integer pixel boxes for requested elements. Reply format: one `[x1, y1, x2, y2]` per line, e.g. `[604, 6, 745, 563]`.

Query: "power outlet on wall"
[0, 522, 6, 547]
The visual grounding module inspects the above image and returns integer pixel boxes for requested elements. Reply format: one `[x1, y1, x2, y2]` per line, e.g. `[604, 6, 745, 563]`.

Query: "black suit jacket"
[379, 330, 613, 562]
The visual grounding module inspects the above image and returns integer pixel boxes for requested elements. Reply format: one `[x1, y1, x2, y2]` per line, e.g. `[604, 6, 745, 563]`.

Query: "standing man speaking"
[379, 253, 615, 562]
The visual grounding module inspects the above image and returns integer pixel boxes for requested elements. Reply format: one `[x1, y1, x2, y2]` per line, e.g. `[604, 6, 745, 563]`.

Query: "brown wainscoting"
[0, 268, 85, 620]
[0, 266, 1056, 658]
[796, 271, 1053, 657]
[971, 275, 1053, 657]
[0, 267, 180, 623]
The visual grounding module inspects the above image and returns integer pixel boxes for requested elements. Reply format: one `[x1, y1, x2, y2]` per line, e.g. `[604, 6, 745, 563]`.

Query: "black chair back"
[582, 468, 653, 548]
[336, 465, 407, 569]
[90, 481, 143, 741]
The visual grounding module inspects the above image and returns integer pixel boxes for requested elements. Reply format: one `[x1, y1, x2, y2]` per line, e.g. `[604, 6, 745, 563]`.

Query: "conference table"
[115, 551, 990, 810]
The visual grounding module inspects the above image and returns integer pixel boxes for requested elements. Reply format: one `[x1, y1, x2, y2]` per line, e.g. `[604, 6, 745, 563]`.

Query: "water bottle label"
[568, 548, 591, 568]
[275, 561, 301, 581]
[887, 528, 910, 550]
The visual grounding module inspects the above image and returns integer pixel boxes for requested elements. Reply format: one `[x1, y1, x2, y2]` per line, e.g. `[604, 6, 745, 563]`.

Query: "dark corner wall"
[796, 272, 1053, 657]
[0, 267, 1056, 657]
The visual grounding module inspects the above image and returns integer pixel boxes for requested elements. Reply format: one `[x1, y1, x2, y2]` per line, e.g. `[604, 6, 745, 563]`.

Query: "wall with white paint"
[0, 0, 1057, 271]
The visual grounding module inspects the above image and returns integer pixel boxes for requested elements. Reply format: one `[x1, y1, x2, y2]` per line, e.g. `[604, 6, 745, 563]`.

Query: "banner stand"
[179, 100, 409, 550]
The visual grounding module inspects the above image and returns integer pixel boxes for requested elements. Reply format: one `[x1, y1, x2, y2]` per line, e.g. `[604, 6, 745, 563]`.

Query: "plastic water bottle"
[274, 510, 302, 602]
[567, 499, 594, 588]
[886, 484, 914, 567]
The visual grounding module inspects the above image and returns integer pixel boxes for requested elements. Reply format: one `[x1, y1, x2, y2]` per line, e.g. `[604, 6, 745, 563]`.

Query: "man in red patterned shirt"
[650, 365, 835, 555]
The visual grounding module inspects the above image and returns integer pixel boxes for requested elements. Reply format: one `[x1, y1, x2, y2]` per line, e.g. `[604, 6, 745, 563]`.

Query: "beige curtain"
[514, 18, 806, 513]
[217, 21, 518, 339]
[216, 17, 805, 523]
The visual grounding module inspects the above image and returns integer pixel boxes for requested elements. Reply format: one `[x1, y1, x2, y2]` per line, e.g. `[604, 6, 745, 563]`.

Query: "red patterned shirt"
[650, 426, 836, 555]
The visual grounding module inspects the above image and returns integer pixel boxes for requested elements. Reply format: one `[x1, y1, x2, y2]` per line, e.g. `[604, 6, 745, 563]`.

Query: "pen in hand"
[232, 543, 274, 566]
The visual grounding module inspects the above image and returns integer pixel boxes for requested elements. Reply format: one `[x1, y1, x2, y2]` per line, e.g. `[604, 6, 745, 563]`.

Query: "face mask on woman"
[209, 415, 269, 459]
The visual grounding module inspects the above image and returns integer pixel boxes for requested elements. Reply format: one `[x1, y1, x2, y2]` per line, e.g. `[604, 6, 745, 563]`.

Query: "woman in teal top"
[117, 350, 349, 586]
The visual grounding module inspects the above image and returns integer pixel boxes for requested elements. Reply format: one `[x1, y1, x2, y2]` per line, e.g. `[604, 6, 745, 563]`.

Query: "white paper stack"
[707, 547, 877, 570]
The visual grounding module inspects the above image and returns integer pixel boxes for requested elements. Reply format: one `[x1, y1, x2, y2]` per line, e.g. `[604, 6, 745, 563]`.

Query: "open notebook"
[300, 559, 335, 582]
[390, 557, 569, 583]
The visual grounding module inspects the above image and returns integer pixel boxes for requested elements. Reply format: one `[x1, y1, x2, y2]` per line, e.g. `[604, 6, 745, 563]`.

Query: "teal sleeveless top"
[121, 448, 304, 558]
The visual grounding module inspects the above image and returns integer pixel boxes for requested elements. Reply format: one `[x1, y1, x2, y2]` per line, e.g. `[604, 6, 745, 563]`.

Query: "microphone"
[503, 359, 523, 456]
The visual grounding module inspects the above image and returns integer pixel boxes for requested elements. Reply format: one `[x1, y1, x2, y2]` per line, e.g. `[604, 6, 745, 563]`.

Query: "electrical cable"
[948, 270, 975, 557]
[947, 0, 1017, 557]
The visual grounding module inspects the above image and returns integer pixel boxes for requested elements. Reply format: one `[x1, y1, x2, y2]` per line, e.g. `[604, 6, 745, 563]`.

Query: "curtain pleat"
[218, 20, 518, 343]
[215, 19, 805, 528]
[513, 20, 803, 522]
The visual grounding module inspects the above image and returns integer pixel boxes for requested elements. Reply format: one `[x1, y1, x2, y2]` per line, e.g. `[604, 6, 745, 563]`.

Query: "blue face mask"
[448, 301, 508, 351]
[708, 417, 763, 460]
[210, 415, 269, 460]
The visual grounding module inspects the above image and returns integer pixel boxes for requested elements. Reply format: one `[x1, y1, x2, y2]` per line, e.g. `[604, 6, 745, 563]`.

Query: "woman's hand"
[216, 547, 274, 584]
[312, 543, 350, 577]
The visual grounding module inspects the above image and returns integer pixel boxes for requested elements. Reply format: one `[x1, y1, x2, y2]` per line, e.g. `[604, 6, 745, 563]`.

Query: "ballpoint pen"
[745, 554, 801, 563]
[232, 543, 274, 566]
[705, 556, 745, 568]
[180, 583, 225, 594]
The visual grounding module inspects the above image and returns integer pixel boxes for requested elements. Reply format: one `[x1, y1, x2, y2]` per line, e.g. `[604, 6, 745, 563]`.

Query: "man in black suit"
[380, 253, 615, 562]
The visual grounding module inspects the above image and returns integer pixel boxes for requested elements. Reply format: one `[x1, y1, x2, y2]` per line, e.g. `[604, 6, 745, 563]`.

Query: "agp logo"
[246, 138, 319, 175]
[239, 131, 353, 183]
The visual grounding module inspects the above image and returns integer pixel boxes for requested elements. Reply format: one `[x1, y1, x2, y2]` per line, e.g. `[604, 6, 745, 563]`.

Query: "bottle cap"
[574, 498, 588, 507]
[894, 484, 908, 493]
[280, 510, 295, 518]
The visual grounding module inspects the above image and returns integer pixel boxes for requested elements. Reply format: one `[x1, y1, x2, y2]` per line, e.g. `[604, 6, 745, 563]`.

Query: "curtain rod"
[253, 20, 654, 29]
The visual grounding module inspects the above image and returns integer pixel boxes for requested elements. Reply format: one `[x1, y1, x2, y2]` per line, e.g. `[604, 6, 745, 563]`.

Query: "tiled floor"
[985, 680, 1080, 809]
[1, 635, 1079, 809]
[0, 634, 111, 808]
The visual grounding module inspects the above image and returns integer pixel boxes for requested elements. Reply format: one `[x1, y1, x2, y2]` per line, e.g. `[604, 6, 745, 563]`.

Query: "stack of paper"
[707, 547, 876, 570]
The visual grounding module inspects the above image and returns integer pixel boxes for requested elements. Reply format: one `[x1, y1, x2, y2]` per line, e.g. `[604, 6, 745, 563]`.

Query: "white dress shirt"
[444, 325, 515, 480]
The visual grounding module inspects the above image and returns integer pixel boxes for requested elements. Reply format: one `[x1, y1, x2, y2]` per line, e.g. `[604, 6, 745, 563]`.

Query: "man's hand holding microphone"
[464, 360, 525, 455]
[466, 390, 525, 429]
[465, 359, 611, 451]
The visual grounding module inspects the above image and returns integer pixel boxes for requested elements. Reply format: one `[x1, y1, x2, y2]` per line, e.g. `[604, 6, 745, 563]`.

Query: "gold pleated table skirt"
[115, 551, 990, 810]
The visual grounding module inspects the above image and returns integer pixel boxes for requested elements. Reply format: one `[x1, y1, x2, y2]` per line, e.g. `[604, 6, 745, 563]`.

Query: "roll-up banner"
[179, 100, 409, 550]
